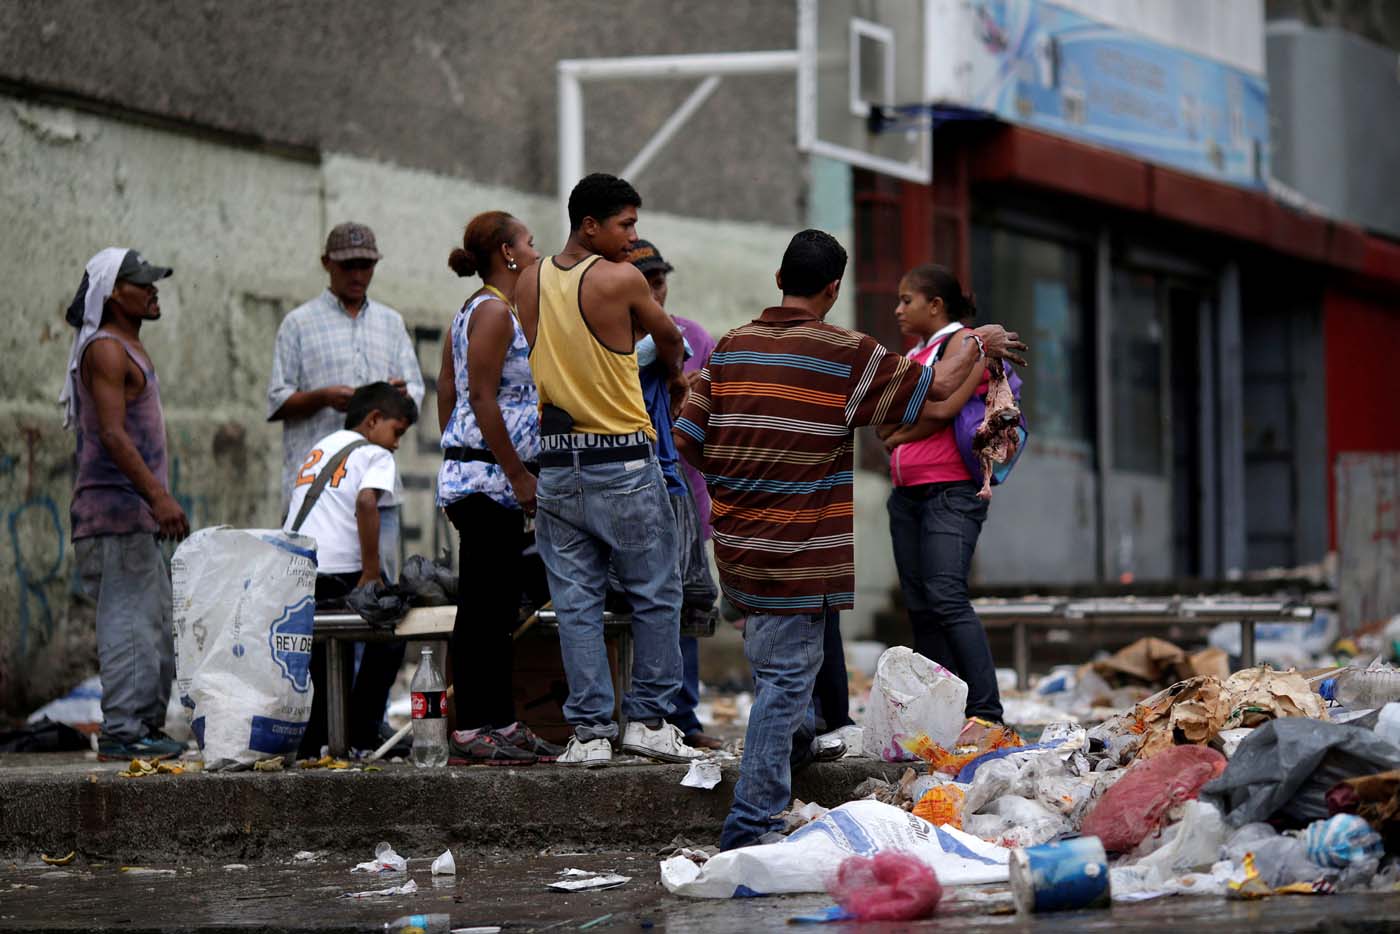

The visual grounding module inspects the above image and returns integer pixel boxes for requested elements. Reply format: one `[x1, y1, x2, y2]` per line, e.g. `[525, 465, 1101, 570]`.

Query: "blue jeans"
[887, 481, 1003, 722]
[535, 456, 682, 741]
[720, 611, 825, 850]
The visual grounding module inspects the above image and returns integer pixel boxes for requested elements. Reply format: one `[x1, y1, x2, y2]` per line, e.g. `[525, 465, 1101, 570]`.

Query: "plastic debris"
[680, 758, 722, 790]
[1303, 814, 1383, 868]
[120, 867, 177, 875]
[1081, 745, 1226, 853]
[547, 871, 631, 892]
[223, 863, 249, 871]
[341, 879, 418, 898]
[353, 842, 409, 874]
[912, 785, 966, 829]
[292, 850, 322, 862]
[253, 757, 285, 772]
[430, 850, 456, 876]
[39, 852, 75, 866]
[862, 647, 968, 760]
[827, 852, 942, 921]
[1203, 718, 1400, 828]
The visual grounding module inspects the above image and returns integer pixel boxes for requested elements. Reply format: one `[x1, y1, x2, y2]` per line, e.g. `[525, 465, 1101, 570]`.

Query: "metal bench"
[313, 605, 717, 757]
[974, 596, 1317, 690]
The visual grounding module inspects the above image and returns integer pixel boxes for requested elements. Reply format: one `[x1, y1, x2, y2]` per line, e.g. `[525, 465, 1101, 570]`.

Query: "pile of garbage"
[662, 642, 1400, 915]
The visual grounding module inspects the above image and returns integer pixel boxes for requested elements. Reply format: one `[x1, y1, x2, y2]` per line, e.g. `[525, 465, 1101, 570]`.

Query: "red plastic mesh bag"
[1081, 744, 1227, 853]
[827, 852, 943, 922]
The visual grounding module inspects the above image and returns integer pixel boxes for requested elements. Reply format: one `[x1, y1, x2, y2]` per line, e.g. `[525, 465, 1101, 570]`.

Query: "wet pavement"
[7, 848, 1400, 932]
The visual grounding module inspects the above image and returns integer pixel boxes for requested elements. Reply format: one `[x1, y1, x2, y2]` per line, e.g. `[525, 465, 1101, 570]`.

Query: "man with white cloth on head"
[60, 247, 189, 761]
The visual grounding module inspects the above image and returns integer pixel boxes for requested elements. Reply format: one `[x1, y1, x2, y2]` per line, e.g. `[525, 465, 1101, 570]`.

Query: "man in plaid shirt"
[266, 222, 424, 522]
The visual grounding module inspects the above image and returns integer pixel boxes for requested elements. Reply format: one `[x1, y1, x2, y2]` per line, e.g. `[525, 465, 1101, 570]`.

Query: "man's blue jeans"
[535, 456, 682, 741]
[720, 611, 825, 850]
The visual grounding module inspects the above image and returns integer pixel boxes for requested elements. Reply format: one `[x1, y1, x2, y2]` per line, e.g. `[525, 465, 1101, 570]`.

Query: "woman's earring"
[506, 257, 518, 271]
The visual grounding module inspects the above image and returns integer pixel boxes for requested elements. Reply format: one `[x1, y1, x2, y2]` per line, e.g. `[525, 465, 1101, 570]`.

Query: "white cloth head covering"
[59, 247, 128, 429]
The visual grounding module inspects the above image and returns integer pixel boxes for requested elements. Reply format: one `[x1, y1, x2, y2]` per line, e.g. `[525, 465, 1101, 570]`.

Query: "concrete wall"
[0, 92, 886, 716]
[0, 0, 803, 227]
[1267, 23, 1400, 239]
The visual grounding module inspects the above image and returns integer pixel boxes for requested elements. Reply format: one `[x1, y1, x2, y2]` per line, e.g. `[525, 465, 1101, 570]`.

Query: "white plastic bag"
[659, 800, 1008, 898]
[172, 527, 318, 769]
[861, 647, 967, 761]
[965, 794, 1067, 848]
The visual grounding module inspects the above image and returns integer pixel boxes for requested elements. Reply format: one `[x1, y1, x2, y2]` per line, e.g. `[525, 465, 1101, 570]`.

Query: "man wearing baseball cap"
[266, 223, 423, 755]
[61, 247, 188, 760]
[267, 224, 424, 513]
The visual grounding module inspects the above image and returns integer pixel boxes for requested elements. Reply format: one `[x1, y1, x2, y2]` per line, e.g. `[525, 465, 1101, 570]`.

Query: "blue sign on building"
[968, 0, 1269, 189]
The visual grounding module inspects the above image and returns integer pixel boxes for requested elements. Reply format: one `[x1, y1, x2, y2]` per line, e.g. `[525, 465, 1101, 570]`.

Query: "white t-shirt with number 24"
[282, 429, 401, 574]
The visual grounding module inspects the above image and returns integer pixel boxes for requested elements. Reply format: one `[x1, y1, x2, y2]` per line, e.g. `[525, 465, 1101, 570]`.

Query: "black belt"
[444, 446, 496, 463]
[537, 444, 651, 468]
[443, 447, 539, 475]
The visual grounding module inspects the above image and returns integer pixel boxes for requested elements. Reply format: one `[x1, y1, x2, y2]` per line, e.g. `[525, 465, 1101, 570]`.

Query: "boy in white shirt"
[285, 381, 417, 757]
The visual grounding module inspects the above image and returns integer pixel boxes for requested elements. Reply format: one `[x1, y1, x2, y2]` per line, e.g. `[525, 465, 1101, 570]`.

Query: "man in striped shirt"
[675, 229, 1026, 849]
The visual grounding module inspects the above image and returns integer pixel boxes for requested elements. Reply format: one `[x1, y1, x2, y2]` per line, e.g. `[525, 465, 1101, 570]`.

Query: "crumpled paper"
[1222, 668, 1326, 729]
[680, 758, 722, 790]
[1091, 637, 1229, 686]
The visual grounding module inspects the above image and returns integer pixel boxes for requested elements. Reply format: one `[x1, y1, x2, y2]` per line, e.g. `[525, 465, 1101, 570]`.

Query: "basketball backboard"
[797, 0, 932, 183]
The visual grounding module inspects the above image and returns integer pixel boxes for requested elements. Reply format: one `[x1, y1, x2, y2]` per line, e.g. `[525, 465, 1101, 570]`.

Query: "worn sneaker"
[558, 736, 613, 768]
[449, 729, 538, 766]
[498, 722, 565, 762]
[97, 731, 186, 762]
[621, 721, 704, 763]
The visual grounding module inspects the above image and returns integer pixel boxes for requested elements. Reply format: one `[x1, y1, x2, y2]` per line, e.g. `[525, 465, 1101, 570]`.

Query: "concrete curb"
[0, 759, 911, 862]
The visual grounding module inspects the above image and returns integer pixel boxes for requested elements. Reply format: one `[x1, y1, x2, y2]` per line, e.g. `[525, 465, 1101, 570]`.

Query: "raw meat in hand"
[972, 360, 1020, 500]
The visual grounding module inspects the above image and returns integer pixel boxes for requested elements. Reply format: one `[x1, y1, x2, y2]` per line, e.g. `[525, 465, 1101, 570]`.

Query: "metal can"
[1008, 836, 1111, 913]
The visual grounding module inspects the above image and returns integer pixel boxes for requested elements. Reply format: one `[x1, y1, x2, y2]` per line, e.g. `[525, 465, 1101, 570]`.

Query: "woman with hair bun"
[880, 262, 1006, 745]
[436, 211, 560, 764]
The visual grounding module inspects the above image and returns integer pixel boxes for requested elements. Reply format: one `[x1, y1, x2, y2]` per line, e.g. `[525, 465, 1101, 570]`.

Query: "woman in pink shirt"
[881, 263, 1004, 738]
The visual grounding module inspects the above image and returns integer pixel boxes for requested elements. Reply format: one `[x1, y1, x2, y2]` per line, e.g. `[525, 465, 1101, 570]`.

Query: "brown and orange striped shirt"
[674, 306, 934, 614]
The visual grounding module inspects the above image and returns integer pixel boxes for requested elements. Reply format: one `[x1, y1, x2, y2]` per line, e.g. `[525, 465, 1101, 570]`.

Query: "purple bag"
[931, 330, 1029, 490]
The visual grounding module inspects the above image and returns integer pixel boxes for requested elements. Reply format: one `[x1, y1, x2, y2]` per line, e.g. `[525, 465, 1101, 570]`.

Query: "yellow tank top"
[531, 255, 655, 439]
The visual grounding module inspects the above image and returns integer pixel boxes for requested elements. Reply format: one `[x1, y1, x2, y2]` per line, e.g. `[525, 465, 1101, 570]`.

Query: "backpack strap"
[289, 439, 372, 533]
[928, 323, 966, 364]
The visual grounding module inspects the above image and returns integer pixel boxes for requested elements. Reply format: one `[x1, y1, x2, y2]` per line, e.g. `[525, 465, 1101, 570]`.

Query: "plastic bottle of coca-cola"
[410, 645, 448, 767]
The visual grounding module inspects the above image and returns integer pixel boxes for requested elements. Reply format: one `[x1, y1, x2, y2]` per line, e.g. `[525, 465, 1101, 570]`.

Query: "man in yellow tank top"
[516, 173, 702, 767]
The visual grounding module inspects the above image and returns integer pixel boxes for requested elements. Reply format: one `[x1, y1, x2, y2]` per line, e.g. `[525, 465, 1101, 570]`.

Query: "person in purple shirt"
[60, 248, 189, 761]
[628, 240, 723, 750]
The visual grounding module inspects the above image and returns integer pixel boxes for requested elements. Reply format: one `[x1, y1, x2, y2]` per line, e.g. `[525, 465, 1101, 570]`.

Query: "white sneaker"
[621, 721, 705, 763]
[557, 736, 612, 768]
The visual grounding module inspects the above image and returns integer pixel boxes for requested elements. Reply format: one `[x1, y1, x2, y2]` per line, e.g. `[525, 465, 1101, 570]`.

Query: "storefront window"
[1110, 269, 1167, 475]
[971, 226, 1092, 448]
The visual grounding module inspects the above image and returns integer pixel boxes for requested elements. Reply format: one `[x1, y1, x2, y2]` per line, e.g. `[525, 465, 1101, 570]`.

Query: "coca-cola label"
[411, 690, 446, 720]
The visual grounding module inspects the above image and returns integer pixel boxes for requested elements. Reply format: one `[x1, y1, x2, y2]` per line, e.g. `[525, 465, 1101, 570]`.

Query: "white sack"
[659, 800, 1008, 898]
[173, 527, 318, 769]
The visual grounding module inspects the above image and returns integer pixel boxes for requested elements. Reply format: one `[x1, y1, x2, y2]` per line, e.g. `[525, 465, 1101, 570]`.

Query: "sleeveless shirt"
[530, 255, 654, 440]
[437, 292, 540, 509]
[71, 331, 169, 540]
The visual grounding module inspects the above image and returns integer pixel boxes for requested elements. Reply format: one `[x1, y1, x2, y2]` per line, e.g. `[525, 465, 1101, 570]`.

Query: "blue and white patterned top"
[437, 293, 539, 509]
